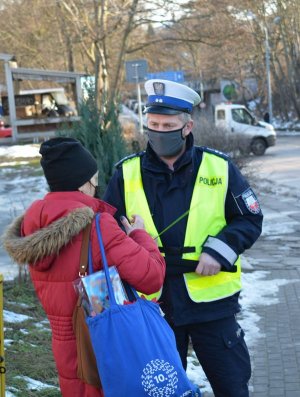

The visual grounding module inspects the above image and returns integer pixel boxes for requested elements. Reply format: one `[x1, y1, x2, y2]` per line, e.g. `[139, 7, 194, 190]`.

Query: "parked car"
[126, 99, 137, 110]
[0, 118, 12, 138]
[133, 101, 146, 114]
[130, 99, 137, 110]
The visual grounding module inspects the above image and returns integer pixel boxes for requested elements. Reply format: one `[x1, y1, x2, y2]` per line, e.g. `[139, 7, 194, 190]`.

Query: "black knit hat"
[39, 137, 98, 192]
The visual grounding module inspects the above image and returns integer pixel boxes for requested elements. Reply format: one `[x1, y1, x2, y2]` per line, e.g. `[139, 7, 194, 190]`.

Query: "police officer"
[104, 79, 263, 397]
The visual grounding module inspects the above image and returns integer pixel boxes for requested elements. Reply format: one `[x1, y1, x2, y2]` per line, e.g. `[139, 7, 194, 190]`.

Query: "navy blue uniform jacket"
[104, 134, 263, 326]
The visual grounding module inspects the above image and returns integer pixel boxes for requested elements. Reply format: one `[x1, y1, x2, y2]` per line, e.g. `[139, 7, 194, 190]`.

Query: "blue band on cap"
[148, 95, 193, 112]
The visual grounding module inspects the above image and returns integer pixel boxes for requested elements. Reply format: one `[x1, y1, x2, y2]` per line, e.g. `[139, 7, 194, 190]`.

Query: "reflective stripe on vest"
[122, 152, 242, 303]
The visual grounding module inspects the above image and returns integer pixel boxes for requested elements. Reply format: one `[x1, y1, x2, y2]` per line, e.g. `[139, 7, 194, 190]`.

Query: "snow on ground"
[14, 376, 59, 391]
[5, 389, 18, 397]
[3, 310, 32, 323]
[0, 145, 41, 159]
[5, 376, 59, 397]
[0, 161, 30, 167]
[6, 376, 59, 397]
[262, 212, 299, 237]
[273, 118, 300, 131]
[239, 271, 296, 348]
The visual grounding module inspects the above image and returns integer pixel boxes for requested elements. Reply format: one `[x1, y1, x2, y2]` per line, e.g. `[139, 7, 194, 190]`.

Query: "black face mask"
[89, 181, 101, 198]
[94, 186, 101, 199]
[145, 125, 186, 157]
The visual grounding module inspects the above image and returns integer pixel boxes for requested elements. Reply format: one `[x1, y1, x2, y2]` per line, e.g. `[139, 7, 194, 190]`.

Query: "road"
[244, 135, 300, 397]
[244, 134, 300, 273]
[249, 135, 300, 200]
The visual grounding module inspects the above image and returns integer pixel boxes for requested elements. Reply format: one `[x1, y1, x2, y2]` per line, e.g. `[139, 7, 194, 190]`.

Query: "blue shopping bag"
[86, 213, 201, 397]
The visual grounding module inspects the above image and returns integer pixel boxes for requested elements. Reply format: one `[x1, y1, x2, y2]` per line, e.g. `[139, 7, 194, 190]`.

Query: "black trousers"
[171, 316, 251, 397]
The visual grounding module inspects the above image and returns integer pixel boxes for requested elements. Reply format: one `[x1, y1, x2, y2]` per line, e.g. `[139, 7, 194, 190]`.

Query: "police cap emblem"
[153, 82, 165, 95]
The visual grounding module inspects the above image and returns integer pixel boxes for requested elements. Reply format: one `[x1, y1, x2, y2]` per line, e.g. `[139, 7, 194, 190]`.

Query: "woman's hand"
[120, 215, 145, 235]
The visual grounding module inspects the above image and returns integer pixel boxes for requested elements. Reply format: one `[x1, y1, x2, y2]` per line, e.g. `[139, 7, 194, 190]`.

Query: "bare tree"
[1, 0, 300, 121]
[222, 0, 300, 120]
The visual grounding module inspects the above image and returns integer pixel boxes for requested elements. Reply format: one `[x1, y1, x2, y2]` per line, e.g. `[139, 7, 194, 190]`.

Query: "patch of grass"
[3, 277, 60, 396]
[0, 156, 41, 167]
[0, 162, 43, 183]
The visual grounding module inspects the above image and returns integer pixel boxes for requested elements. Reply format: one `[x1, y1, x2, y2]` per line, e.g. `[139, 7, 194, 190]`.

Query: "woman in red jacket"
[3, 137, 166, 397]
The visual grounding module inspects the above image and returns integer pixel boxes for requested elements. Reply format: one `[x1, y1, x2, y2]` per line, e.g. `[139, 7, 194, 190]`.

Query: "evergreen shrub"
[59, 84, 129, 196]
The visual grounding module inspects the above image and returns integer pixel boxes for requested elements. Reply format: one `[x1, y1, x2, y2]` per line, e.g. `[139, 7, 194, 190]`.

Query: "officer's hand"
[195, 253, 221, 276]
[120, 215, 145, 235]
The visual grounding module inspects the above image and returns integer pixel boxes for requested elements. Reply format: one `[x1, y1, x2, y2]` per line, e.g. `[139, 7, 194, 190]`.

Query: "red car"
[0, 119, 12, 138]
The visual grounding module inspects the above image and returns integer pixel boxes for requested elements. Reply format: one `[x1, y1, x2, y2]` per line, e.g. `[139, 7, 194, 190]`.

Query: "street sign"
[220, 79, 238, 101]
[125, 60, 148, 83]
[146, 70, 184, 82]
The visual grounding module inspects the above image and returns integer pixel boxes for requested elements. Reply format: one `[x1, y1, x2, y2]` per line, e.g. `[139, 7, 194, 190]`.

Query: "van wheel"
[251, 138, 267, 156]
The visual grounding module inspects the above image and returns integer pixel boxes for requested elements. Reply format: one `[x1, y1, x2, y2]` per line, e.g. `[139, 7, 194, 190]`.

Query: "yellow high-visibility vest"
[122, 151, 241, 302]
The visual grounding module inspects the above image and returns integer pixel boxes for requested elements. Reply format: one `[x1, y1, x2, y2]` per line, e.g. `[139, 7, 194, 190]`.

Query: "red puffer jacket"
[3, 191, 165, 397]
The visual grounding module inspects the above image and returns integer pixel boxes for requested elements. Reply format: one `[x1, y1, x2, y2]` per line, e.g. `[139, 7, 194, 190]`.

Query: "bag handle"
[94, 213, 118, 305]
[79, 222, 92, 277]
[92, 213, 139, 305]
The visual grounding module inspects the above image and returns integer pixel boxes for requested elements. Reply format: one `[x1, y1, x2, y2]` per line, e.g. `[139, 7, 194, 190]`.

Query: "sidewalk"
[246, 190, 300, 397]
[248, 267, 300, 397]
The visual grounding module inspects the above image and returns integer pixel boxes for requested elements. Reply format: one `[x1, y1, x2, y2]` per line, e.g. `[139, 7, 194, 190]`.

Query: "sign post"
[0, 274, 5, 397]
[134, 63, 144, 135]
[125, 60, 148, 134]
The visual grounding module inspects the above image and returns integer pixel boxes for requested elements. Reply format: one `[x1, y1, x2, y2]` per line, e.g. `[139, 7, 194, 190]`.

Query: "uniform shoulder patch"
[115, 151, 145, 168]
[201, 146, 229, 160]
[241, 188, 261, 214]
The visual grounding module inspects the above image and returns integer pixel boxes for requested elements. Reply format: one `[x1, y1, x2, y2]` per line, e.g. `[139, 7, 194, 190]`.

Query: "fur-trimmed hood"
[2, 206, 94, 265]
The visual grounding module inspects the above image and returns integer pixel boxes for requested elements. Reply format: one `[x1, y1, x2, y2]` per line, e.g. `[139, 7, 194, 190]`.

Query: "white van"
[215, 103, 276, 155]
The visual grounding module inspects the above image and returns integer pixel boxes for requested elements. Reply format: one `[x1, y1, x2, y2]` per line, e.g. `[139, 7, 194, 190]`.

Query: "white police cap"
[144, 79, 201, 114]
